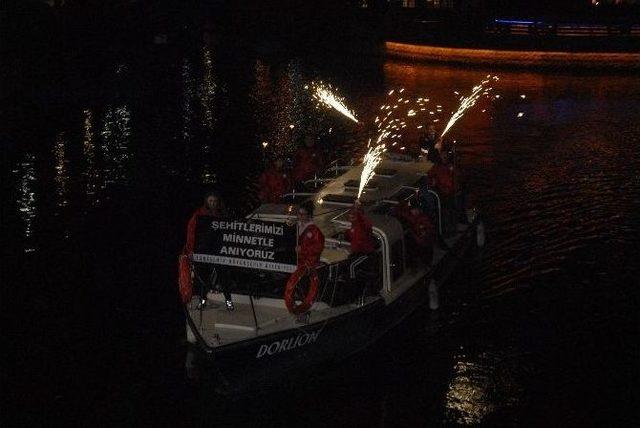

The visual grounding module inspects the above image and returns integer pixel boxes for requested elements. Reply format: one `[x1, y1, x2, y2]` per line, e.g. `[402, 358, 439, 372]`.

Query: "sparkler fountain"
[357, 133, 389, 199]
[306, 78, 501, 202]
[309, 81, 359, 124]
[440, 75, 498, 139]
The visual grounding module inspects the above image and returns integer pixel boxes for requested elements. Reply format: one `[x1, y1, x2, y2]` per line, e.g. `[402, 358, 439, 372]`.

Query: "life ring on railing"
[178, 254, 193, 304]
[284, 264, 319, 315]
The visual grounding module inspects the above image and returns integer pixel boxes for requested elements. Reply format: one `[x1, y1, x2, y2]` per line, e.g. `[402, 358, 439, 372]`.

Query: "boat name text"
[256, 330, 321, 358]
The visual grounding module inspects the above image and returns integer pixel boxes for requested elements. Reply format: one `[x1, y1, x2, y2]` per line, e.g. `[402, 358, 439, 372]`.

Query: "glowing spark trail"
[310, 81, 359, 123]
[357, 136, 387, 199]
[440, 75, 498, 138]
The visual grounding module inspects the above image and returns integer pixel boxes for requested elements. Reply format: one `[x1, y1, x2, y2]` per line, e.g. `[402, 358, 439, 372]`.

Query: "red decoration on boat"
[284, 264, 319, 315]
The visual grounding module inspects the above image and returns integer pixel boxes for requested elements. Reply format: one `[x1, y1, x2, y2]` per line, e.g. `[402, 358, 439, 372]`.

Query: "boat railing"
[349, 253, 371, 279]
[302, 158, 356, 189]
[302, 177, 335, 188]
[324, 237, 351, 250]
[422, 189, 443, 237]
[325, 158, 355, 177]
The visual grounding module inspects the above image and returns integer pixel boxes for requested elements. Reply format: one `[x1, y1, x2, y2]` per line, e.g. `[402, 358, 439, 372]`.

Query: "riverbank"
[385, 41, 640, 70]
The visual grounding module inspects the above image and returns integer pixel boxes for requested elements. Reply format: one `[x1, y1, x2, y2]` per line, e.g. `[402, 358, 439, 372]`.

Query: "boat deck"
[186, 291, 366, 348]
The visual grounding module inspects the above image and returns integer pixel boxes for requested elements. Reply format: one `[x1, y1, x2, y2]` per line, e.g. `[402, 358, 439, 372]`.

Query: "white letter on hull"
[267, 342, 280, 355]
[256, 344, 269, 358]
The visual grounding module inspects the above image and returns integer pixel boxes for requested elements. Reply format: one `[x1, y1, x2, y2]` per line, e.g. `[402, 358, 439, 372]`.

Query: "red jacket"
[185, 206, 222, 254]
[345, 211, 375, 254]
[297, 223, 325, 267]
[292, 146, 323, 183]
[410, 212, 435, 247]
[394, 203, 435, 248]
[258, 168, 291, 203]
[427, 163, 454, 197]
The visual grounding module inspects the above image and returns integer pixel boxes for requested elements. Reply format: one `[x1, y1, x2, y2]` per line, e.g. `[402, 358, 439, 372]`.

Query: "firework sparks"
[440, 75, 498, 138]
[357, 135, 387, 199]
[310, 81, 359, 123]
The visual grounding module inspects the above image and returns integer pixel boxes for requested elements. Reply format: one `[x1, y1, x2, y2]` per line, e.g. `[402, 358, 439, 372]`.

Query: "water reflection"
[267, 60, 298, 157]
[444, 351, 523, 425]
[250, 59, 316, 161]
[201, 46, 217, 134]
[181, 59, 195, 144]
[82, 109, 100, 206]
[198, 46, 220, 185]
[16, 153, 37, 253]
[287, 60, 309, 142]
[54, 132, 70, 208]
[101, 104, 132, 185]
[252, 59, 274, 159]
[180, 58, 196, 179]
[445, 355, 495, 425]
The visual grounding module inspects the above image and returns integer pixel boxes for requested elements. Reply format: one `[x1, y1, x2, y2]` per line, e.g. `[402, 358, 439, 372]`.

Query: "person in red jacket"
[295, 200, 325, 268]
[258, 158, 292, 203]
[427, 145, 469, 230]
[184, 191, 234, 310]
[426, 148, 455, 198]
[345, 200, 375, 256]
[394, 200, 436, 268]
[292, 136, 324, 184]
[185, 192, 224, 255]
[344, 200, 379, 301]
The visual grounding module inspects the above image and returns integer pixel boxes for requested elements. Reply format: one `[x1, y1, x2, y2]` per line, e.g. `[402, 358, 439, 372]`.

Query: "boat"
[182, 153, 485, 393]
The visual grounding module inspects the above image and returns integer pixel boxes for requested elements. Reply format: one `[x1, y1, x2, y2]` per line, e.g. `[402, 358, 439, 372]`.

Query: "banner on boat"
[192, 218, 297, 273]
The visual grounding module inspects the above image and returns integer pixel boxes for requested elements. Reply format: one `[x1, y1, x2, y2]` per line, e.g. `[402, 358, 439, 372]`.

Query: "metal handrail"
[423, 189, 443, 237]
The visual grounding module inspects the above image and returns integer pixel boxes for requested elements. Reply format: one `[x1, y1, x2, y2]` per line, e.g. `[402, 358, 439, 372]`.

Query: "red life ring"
[284, 265, 319, 315]
[178, 254, 193, 304]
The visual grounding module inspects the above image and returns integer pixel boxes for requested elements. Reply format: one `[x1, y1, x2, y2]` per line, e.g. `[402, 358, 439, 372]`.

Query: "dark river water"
[3, 34, 640, 427]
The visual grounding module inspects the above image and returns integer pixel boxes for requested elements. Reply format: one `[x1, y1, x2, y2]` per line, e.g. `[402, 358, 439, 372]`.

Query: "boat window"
[279, 193, 313, 204]
[369, 202, 397, 216]
[373, 167, 397, 178]
[322, 194, 357, 206]
[343, 179, 379, 191]
[384, 186, 417, 204]
[300, 178, 334, 191]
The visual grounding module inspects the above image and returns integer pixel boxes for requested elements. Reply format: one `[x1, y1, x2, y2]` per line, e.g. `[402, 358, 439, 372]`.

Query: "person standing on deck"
[426, 148, 455, 200]
[427, 144, 468, 229]
[419, 125, 439, 154]
[292, 135, 324, 184]
[344, 200, 375, 256]
[295, 200, 325, 268]
[184, 191, 234, 311]
[258, 157, 292, 204]
[185, 192, 224, 254]
[344, 200, 378, 300]
[394, 200, 436, 268]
